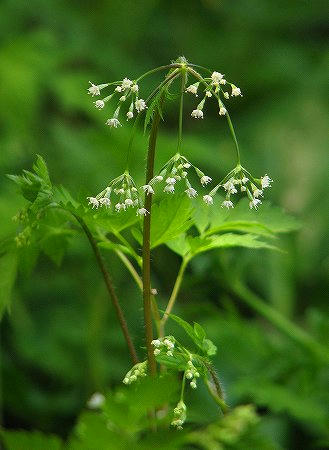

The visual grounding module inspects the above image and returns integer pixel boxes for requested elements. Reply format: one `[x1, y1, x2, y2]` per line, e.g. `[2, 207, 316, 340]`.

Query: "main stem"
[73, 214, 139, 365]
[142, 102, 163, 376]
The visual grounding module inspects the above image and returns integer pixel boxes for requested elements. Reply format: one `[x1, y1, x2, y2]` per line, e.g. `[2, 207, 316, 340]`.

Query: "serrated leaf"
[203, 338, 217, 356]
[0, 430, 62, 450]
[150, 195, 193, 248]
[0, 251, 17, 319]
[53, 185, 80, 210]
[194, 322, 206, 341]
[166, 234, 190, 257]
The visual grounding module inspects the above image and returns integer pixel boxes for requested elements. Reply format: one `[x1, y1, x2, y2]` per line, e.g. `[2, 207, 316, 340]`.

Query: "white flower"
[87, 392, 105, 409]
[99, 197, 111, 207]
[200, 175, 212, 185]
[88, 82, 100, 96]
[115, 86, 123, 92]
[164, 184, 175, 193]
[181, 171, 188, 178]
[220, 79, 227, 85]
[190, 381, 197, 389]
[119, 95, 126, 102]
[151, 339, 161, 347]
[183, 163, 191, 168]
[115, 202, 124, 211]
[261, 174, 273, 189]
[221, 200, 234, 209]
[223, 179, 237, 194]
[167, 351, 173, 357]
[187, 360, 193, 367]
[253, 189, 263, 198]
[186, 371, 193, 380]
[154, 175, 163, 182]
[137, 208, 149, 216]
[142, 184, 154, 195]
[131, 83, 139, 93]
[125, 198, 134, 207]
[185, 187, 197, 198]
[151, 288, 158, 295]
[123, 377, 129, 384]
[224, 92, 230, 99]
[203, 194, 213, 205]
[211, 71, 224, 85]
[205, 91, 212, 97]
[126, 111, 134, 120]
[186, 84, 199, 96]
[241, 186, 247, 192]
[241, 176, 249, 184]
[115, 188, 125, 194]
[191, 109, 203, 119]
[121, 78, 133, 89]
[219, 106, 227, 116]
[231, 85, 242, 96]
[166, 177, 176, 185]
[249, 198, 262, 210]
[94, 99, 105, 109]
[87, 197, 99, 209]
[106, 118, 121, 128]
[135, 98, 147, 112]
[154, 348, 161, 356]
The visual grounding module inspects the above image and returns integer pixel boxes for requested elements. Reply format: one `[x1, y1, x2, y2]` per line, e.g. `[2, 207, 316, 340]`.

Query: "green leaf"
[98, 241, 137, 260]
[150, 195, 193, 248]
[85, 208, 139, 234]
[0, 252, 17, 319]
[0, 430, 62, 450]
[144, 88, 164, 133]
[203, 339, 217, 356]
[53, 185, 80, 210]
[166, 234, 190, 257]
[39, 227, 73, 266]
[206, 199, 300, 237]
[194, 322, 206, 341]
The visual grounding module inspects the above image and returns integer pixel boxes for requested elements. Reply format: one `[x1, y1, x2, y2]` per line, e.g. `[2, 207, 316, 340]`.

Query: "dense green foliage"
[0, 1, 328, 449]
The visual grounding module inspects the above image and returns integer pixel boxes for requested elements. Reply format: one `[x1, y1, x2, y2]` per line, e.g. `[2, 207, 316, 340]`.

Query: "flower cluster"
[187, 71, 242, 120]
[146, 153, 212, 199]
[185, 359, 200, 389]
[171, 400, 187, 429]
[87, 172, 148, 216]
[151, 336, 175, 357]
[87, 77, 147, 128]
[203, 165, 273, 210]
[122, 361, 147, 385]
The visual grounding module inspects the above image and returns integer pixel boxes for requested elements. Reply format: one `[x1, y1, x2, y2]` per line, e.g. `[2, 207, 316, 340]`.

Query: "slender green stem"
[232, 280, 329, 363]
[177, 72, 186, 153]
[72, 213, 139, 365]
[136, 63, 183, 82]
[115, 249, 143, 290]
[142, 98, 164, 376]
[187, 67, 241, 165]
[160, 257, 189, 334]
[180, 372, 186, 401]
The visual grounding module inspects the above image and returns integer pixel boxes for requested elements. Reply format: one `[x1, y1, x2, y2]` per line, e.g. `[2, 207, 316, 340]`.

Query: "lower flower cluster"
[122, 361, 147, 385]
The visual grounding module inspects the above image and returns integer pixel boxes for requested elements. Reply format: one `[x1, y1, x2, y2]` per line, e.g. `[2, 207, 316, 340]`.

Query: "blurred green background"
[0, 0, 328, 449]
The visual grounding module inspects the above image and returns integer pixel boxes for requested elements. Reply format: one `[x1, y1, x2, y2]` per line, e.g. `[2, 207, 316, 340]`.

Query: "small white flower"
[121, 78, 133, 89]
[191, 109, 203, 119]
[200, 175, 212, 185]
[194, 372, 200, 378]
[242, 176, 249, 184]
[106, 118, 122, 128]
[166, 351, 173, 357]
[223, 179, 237, 194]
[154, 175, 163, 182]
[151, 288, 158, 295]
[125, 198, 134, 207]
[154, 348, 161, 356]
[231, 85, 242, 97]
[220, 79, 227, 85]
[94, 99, 105, 109]
[261, 174, 273, 189]
[88, 82, 100, 96]
[241, 186, 247, 192]
[190, 381, 197, 389]
[115, 86, 123, 92]
[186, 84, 198, 96]
[142, 184, 154, 195]
[87, 392, 105, 409]
[151, 339, 161, 347]
[135, 98, 147, 112]
[185, 188, 197, 198]
[253, 189, 263, 198]
[221, 200, 234, 209]
[137, 208, 149, 216]
[205, 91, 212, 97]
[115, 202, 123, 211]
[99, 197, 111, 207]
[187, 360, 194, 367]
[131, 83, 139, 93]
[164, 184, 175, 193]
[87, 197, 99, 209]
[165, 341, 174, 349]
[203, 194, 213, 205]
[249, 198, 262, 210]
[123, 377, 130, 384]
[166, 177, 176, 185]
[219, 106, 227, 116]
[186, 371, 193, 380]
[183, 163, 191, 169]
[181, 171, 188, 178]
[115, 188, 125, 194]
[211, 71, 224, 85]
[126, 111, 134, 120]
[224, 92, 230, 99]
[119, 95, 126, 102]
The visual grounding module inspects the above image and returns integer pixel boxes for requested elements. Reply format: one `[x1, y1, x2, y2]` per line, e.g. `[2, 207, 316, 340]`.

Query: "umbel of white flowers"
[122, 361, 147, 385]
[203, 165, 273, 210]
